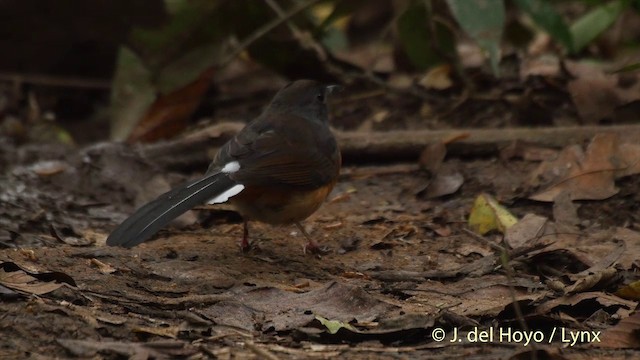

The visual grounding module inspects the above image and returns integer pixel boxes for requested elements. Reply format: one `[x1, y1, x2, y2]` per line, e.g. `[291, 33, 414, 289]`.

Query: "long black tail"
[107, 172, 237, 248]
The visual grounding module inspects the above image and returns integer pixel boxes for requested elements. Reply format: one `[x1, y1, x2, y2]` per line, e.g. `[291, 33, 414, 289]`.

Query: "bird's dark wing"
[210, 113, 340, 190]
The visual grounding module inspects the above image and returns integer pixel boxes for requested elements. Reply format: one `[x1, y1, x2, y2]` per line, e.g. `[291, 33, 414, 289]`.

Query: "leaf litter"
[3, 90, 640, 358]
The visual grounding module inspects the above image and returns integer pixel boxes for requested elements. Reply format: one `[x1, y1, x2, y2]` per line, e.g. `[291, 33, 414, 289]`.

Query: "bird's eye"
[316, 92, 325, 103]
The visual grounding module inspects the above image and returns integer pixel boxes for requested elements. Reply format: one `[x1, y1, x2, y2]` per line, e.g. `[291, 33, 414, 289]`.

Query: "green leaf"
[570, 0, 626, 53]
[514, 0, 573, 51]
[397, 0, 455, 71]
[611, 62, 640, 73]
[315, 315, 357, 334]
[110, 47, 156, 141]
[129, 0, 227, 93]
[446, 0, 505, 76]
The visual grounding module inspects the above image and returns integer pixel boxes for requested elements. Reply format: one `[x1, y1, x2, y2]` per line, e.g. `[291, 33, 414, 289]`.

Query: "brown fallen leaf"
[418, 172, 464, 199]
[529, 134, 619, 201]
[566, 61, 640, 125]
[198, 281, 397, 332]
[567, 70, 621, 124]
[132, 326, 180, 339]
[0, 261, 76, 295]
[594, 312, 640, 349]
[418, 141, 447, 174]
[127, 67, 216, 143]
[564, 268, 619, 294]
[57, 339, 194, 358]
[535, 292, 636, 320]
[505, 213, 548, 249]
[614, 142, 640, 178]
[552, 191, 580, 231]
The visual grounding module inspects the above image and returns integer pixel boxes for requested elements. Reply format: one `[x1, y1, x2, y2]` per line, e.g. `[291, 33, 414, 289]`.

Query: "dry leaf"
[552, 191, 580, 230]
[595, 312, 640, 348]
[418, 142, 447, 174]
[564, 268, 618, 294]
[614, 143, 640, 178]
[535, 292, 636, 320]
[505, 213, 548, 249]
[529, 134, 619, 201]
[132, 326, 180, 339]
[468, 193, 518, 235]
[0, 261, 75, 295]
[90, 259, 117, 275]
[127, 67, 216, 143]
[419, 173, 464, 199]
[418, 64, 453, 90]
[615, 281, 640, 301]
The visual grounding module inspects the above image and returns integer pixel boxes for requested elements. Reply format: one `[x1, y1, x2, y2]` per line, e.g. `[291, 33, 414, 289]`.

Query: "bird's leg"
[240, 221, 251, 252]
[295, 222, 329, 255]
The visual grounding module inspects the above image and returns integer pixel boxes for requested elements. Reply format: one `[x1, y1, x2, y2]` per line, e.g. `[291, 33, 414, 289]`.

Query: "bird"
[106, 80, 342, 253]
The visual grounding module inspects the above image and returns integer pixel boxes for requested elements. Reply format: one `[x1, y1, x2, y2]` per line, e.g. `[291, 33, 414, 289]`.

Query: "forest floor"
[2, 64, 640, 359]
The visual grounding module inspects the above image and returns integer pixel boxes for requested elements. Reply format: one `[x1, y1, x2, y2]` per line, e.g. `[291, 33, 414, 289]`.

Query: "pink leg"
[295, 222, 328, 255]
[240, 221, 251, 252]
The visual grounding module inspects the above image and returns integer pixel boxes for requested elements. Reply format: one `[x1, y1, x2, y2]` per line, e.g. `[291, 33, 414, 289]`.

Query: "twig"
[218, 0, 323, 67]
[245, 341, 281, 360]
[264, 0, 302, 36]
[128, 123, 640, 169]
[462, 228, 536, 357]
[499, 250, 538, 359]
[461, 228, 505, 253]
[0, 72, 111, 89]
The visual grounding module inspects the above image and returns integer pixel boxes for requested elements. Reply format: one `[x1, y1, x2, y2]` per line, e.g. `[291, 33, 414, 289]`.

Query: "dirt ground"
[2, 141, 640, 359]
[2, 64, 640, 359]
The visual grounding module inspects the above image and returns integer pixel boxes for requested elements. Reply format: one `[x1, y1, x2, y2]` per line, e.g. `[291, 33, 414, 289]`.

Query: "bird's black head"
[267, 80, 341, 123]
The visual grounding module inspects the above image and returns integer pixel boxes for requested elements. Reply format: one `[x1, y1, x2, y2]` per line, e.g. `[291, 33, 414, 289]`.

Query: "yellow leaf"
[468, 193, 518, 235]
[616, 280, 640, 301]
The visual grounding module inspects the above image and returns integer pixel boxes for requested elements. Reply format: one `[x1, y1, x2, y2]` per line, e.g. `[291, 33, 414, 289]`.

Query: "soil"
[1, 72, 639, 359]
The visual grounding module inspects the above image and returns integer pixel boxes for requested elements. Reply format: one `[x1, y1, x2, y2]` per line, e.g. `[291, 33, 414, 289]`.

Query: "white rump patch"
[208, 184, 245, 204]
[221, 161, 241, 173]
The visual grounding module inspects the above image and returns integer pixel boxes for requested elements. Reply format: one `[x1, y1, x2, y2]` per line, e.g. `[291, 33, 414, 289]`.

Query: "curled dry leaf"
[535, 292, 636, 320]
[564, 268, 619, 294]
[418, 173, 464, 199]
[0, 261, 76, 295]
[90, 258, 117, 275]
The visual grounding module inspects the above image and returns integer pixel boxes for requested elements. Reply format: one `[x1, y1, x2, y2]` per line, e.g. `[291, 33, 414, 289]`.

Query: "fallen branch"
[136, 123, 640, 169]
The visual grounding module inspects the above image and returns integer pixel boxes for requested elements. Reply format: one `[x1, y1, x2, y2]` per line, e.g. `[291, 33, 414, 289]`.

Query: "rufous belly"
[230, 183, 334, 224]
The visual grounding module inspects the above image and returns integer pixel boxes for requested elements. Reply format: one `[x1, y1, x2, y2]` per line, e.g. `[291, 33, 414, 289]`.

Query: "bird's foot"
[303, 241, 331, 256]
[240, 239, 262, 253]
